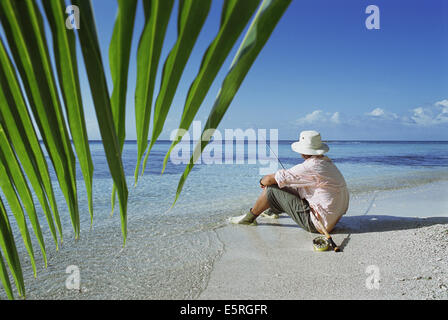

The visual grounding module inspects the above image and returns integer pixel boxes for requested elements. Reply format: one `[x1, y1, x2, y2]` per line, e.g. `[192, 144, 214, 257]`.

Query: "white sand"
[200, 182, 448, 300]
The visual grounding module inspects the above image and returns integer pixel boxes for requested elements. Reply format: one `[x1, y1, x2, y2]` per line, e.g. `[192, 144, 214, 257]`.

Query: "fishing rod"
[263, 139, 340, 252]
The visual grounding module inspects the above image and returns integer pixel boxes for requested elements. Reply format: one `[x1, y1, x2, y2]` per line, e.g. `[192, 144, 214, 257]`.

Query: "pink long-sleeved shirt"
[274, 156, 349, 232]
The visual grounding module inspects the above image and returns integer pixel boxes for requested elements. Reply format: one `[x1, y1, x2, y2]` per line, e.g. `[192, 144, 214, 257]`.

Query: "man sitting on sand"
[230, 130, 349, 234]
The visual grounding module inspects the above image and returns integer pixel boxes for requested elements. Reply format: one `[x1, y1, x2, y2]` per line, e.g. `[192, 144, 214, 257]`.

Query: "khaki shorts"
[266, 185, 318, 233]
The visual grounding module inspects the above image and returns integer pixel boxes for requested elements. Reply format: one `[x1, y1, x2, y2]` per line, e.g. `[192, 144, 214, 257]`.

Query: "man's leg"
[229, 188, 270, 225]
[230, 185, 317, 231]
[253, 189, 281, 218]
[260, 186, 297, 218]
[266, 185, 318, 233]
[251, 188, 270, 215]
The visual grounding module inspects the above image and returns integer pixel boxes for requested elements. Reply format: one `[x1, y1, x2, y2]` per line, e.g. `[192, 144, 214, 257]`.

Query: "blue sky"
[6, 0, 448, 140]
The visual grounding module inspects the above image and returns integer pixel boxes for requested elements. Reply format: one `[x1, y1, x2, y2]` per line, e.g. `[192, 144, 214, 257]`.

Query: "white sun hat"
[291, 130, 329, 155]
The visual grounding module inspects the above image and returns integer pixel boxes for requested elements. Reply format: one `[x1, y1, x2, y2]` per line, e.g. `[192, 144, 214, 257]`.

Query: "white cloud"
[366, 108, 385, 117]
[296, 110, 341, 125]
[435, 99, 448, 108]
[330, 112, 340, 124]
[364, 100, 448, 126]
[408, 102, 448, 126]
[435, 99, 448, 115]
[366, 108, 398, 120]
[294, 99, 448, 129]
[435, 112, 448, 124]
[299, 110, 324, 124]
[410, 107, 434, 126]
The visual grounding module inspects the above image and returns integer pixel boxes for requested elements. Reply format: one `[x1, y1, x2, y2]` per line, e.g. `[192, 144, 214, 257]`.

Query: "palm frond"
[161, 0, 261, 174]
[109, 0, 137, 216]
[0, 123, 47, 274]
[0, 131, 37, 279]
[141, 0, 212, 175]
[0, 249, 13, 300]
[0, 37, 61, 247]
[0, 0, 79, 238]
[42, 0, 94, 225]
[71, 0, 129, 244]
[0, 0, 289, 299]
[134, 0, 174, 185]
[0, 196, 25, 298]
[173, 0, 292, 204]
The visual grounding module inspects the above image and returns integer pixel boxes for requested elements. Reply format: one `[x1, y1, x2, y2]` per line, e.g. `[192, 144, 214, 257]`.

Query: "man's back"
[274, 156, 349, 232]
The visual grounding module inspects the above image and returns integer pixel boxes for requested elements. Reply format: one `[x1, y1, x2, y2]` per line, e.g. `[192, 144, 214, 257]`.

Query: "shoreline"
[1, 180, 446, 300]
[199, 181, 448, 300]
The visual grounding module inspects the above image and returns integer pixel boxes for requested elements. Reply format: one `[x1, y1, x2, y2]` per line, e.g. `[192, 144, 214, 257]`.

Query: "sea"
[2, 140, 448, 299]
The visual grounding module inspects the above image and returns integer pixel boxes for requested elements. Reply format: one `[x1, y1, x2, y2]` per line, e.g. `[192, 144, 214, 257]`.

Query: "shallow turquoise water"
[2, 140, 448, 299]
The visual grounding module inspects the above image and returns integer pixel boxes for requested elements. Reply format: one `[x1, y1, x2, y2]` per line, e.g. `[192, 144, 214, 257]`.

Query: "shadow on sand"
[334, 215, 448, 234]
[335, 215, 448, 251]
[257, 214, 448, 252]
[258, 214, 448, 233]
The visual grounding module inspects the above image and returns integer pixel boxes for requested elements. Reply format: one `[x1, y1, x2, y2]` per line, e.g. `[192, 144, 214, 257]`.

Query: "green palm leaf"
[173, 0, 292, 204]
[0, 37, 61, 247]
[0, 144, 37, 279]
[71, 0, 128, 244]
[161, 0, 261, 174]
[0, 0, 288, 299]
[0, 249, 13, 300]
[0, 124, 47, 273]
[0, 0, 80, 238]
[134, 0, 174, 185]
[141, 0, 212, 175]
[109, 0, 137, 216]
[0, 197, 25, 298]
[42, 0, 95, 225]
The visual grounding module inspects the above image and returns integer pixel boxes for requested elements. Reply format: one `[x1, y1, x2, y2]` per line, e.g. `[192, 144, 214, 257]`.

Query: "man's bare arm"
[260, 174, 276, 188]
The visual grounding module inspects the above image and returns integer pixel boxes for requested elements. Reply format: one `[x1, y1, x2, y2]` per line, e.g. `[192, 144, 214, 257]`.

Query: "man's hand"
[259, 174, 276, 188]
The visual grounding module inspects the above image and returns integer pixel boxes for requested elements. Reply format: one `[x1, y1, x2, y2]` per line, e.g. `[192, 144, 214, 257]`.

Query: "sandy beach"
[2, 180, 446, 300]
[200, 182, 448, 300]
